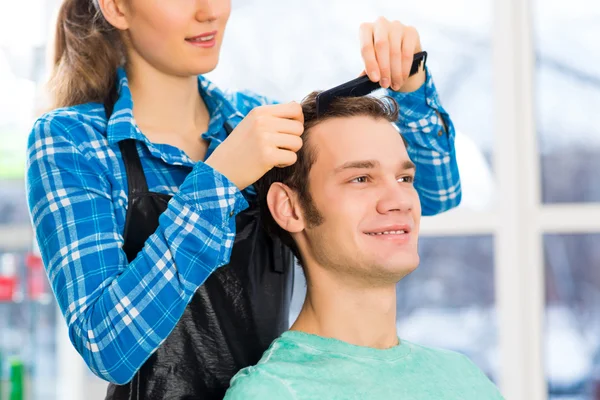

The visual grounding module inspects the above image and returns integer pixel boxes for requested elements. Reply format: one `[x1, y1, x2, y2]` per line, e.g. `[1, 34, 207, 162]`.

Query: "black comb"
[316, 51, 427, 117]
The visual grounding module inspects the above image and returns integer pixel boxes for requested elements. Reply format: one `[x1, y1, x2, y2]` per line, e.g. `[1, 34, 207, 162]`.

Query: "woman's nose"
[194, 0, 219, 22]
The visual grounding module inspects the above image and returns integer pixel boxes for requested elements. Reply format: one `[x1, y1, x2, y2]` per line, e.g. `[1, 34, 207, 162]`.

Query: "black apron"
[103, 96, 294, 400]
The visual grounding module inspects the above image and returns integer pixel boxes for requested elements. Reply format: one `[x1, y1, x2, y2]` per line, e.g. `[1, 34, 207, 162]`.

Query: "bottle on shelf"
[9, 359, 24, 400]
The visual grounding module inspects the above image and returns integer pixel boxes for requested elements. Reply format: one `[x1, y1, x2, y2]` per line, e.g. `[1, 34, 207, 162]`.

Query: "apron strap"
[224, 122, 233, 135]
[118, 121, 233, 196]
[104, 85, 150, 196]
[118, 140, 149, 195]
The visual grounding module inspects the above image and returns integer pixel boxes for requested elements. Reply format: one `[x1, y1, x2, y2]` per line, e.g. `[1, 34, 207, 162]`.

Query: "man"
[223, 92, 504, 399]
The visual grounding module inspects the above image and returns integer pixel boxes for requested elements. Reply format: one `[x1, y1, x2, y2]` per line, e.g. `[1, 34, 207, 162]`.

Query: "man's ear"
[97, 0, 130, 30]
[266, 183, 305, 233]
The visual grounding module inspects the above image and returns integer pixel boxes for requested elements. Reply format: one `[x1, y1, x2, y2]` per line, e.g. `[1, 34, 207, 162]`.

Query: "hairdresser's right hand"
[205, 103, 304, 190]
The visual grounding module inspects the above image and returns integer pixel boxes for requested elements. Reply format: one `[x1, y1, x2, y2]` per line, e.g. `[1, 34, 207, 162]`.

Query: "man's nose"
[375, 179, 415, 214]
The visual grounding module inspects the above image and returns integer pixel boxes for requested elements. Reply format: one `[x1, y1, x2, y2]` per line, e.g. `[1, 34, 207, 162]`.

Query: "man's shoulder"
[404, 340, 486, 372]
[404, 340, 503, 395]
[405, 341, 503, 400]
[405, 340, 468, 358]
[225, 363, 297, 400]
[224, 336, 314, 400]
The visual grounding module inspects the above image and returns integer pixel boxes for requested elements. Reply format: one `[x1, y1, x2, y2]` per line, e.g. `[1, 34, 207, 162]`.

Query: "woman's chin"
[186, 59, 220, 76]
[169, 52, 220, 77]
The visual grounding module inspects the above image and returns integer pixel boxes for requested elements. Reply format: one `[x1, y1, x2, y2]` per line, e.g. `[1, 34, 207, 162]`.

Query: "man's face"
[296, 116, 421, 285]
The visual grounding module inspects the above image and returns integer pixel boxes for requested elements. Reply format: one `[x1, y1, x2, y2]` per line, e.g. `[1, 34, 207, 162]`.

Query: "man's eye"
[398, 176, 414, 183]
[351, 176, 369, 183]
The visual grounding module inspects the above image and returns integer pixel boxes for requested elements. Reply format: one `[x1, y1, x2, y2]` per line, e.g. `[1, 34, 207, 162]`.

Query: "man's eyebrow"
[332, 159, 416, 174]
[402, 160, 417, 171]
[333, 160, 380, 174]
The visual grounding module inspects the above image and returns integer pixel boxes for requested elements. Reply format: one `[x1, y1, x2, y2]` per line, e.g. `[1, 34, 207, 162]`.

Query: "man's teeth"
[366, 230, 407, 236]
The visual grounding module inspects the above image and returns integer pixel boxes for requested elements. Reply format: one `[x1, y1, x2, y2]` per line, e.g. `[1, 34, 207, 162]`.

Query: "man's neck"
[126, 57, 210, 138]
[290, 268, 399, 350]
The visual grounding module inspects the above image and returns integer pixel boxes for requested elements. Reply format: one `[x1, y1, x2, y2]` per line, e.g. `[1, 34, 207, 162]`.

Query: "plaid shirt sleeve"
[388, 67, 462, 216]
[26, 113, 249, 384]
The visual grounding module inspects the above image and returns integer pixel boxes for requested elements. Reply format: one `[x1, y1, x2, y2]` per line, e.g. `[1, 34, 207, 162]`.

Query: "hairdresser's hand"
[359, 17, 426, 93]
[205, 103, 304, 190]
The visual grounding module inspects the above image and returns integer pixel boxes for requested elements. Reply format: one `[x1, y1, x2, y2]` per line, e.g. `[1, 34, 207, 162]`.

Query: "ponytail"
[48, 0, 125, 108]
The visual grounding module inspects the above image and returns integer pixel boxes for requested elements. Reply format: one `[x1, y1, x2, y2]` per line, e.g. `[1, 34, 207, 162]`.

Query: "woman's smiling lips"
[185, 31, 218, 48]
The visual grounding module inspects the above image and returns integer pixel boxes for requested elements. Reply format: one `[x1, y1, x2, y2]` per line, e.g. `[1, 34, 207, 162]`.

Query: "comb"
[316, 51, 427, 117]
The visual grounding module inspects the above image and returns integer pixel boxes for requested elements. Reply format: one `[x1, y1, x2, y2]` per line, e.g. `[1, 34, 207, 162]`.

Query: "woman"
[26, 0, 461, 398]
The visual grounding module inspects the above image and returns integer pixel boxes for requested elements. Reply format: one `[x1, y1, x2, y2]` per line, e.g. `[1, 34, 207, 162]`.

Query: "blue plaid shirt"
[26, 67, 461, 384]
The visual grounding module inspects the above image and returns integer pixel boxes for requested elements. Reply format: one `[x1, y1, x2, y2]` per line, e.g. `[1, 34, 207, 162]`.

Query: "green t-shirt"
[224, 331, 504, 400]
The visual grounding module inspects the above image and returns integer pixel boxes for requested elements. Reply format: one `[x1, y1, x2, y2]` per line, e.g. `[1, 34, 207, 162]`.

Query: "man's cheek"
[412, 192, 422, 216]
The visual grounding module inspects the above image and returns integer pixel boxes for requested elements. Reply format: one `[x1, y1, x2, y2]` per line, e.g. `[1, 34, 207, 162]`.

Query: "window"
[534, 0, 600, 204]
[544, 234, 600, 398]
[533, 1, 600, 398]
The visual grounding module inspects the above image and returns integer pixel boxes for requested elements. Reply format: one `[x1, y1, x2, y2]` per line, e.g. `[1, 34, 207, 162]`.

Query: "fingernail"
[371, 70, 380, 81]
[381, 78, 390, 88]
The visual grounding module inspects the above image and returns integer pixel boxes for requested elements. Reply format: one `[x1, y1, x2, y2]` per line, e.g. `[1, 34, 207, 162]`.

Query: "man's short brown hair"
[254, 92, 401, 263]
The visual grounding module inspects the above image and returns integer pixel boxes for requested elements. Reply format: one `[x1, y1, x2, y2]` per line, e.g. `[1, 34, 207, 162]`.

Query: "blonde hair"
[48, 0, 125, 108]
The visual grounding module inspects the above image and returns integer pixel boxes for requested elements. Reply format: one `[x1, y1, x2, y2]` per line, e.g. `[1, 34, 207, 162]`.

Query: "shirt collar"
[198, 75, 246, 123]
[106, 67, 245, 146]
[106, 67, 142, 145]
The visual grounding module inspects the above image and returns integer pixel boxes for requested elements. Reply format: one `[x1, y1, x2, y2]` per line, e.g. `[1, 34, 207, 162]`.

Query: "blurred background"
[0, 0, 598, 399]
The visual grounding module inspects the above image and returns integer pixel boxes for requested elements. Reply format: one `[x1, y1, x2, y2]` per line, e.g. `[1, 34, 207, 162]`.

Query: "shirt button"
[229, 211, 235, 217]
[438, 130, 444, 136]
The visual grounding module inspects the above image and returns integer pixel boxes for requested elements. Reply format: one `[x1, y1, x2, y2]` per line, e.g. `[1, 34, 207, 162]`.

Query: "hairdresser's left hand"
[359, 17, 426, 93]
